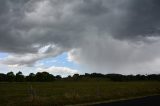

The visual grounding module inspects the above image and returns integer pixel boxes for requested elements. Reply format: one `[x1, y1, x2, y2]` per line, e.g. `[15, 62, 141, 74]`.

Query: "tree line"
[0, 71, 160, 82]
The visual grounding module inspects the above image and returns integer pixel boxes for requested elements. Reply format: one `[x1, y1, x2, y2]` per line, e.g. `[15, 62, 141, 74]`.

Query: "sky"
[0, 0, 160, 76]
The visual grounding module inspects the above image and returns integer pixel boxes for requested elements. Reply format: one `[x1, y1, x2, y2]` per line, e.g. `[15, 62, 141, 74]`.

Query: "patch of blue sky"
[0, 52, 9, 59]
[37, 52, 81, 70]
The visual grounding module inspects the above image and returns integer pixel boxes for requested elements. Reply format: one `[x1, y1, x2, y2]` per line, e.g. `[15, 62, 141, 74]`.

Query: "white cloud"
[36, 66, 78, 77]
[8, 64, 19, 68]
[67, 48, 81, 64]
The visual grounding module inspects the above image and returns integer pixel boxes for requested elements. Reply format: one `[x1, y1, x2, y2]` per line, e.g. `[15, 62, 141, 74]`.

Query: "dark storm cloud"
[74, 0, 108, 16]
[112, 0, 160, 40]
[0, 0, 160, 74]
[1, 0, 160, 53]
[0, 0, 82, 53]
[0, 0, 36, 53]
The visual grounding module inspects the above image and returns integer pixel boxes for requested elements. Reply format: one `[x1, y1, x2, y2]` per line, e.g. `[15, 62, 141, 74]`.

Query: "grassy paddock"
[0, 81, 160, 106]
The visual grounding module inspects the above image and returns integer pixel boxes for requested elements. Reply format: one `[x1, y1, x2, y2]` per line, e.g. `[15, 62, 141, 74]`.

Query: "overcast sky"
[0, 0, 160, 76]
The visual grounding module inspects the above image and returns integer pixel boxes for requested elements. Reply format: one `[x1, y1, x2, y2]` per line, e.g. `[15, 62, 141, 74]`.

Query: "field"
[1, 81, 160, 106]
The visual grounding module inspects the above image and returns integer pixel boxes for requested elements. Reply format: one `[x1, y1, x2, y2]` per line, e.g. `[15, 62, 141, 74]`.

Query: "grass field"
[1, 81, 160, 106]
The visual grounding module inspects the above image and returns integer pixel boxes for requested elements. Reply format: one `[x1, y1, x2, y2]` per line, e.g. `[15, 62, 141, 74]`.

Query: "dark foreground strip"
[92, 95, 160, 106]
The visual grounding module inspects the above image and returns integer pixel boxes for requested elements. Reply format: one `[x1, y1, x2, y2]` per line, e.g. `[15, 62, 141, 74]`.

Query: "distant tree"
[6, 71, 15, 82]
[147, 74, 160, 81]
[35, 72, 55, 81]
[85, 73, 90, 77]
[90, 73, 104, 78]
[68, 75, 71, 78]
[66, 75, 72, 80]
[73, 74, 80, 80]
[55, 75, 62, 80]
[26, 73, 35, 82]
[15, 71, 25, 82]
[1, 71, 160, 82]
[0, 73, 6, 82]
[105, 74, 124, 81]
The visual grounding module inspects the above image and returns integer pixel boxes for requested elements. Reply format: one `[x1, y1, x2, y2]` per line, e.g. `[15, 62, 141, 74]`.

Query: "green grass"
[1, 81, 160, 106]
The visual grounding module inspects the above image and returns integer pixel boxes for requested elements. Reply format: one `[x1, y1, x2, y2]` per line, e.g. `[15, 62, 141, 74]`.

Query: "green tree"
[55, 75, 62, 80]
[26, 73, 35, 82]
[6, 71, 15, 82]
[0, 73, 6, 82]
[73, 74, 79, 81]
[15, 71, 25, 82]
[35, 72, 55, 81]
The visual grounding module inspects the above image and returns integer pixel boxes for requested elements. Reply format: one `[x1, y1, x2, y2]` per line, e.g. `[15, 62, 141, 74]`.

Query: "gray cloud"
[0, 0, 160, 74]
[73, 36, 160, 74]
[74, 0, 108, 16]
[1, 44, 66, 66]
[112, 0, 160, 40]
